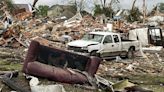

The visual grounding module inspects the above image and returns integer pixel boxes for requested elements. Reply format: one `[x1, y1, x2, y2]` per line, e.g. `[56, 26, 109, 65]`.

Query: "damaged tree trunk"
[131, 0, 137, 11]
[32, 0, 39, 18]
[142, 0, 146, 23]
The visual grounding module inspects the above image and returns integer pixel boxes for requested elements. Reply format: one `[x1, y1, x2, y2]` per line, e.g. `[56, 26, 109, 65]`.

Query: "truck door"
[101, 35, 114, 57]
[113, 35, 121, 54]
[148, 27, 163, 47]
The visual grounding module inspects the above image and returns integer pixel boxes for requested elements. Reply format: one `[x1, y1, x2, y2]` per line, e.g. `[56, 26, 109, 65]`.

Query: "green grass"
[123, 74, 164, 84]
[0, 59, 164, 92]
[103, 74, 164, 92]
[0, 60, 22, 71]
[130, 75, 164, 92]
[140, 85, 164, 92]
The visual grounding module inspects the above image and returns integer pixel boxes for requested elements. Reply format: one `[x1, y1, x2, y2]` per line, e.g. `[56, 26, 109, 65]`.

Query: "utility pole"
[143, 0, 146, 24]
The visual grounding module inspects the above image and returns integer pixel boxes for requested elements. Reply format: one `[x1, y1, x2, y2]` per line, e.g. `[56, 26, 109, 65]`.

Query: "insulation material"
[29, 76, 66, 92]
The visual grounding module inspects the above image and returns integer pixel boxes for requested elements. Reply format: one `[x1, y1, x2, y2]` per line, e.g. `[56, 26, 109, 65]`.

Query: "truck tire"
[127, 48, 134, 59]
[90, 51, 100, 57]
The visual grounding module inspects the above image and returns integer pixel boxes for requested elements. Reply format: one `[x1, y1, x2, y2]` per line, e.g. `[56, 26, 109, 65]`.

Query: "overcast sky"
[13, 0, 163, 12]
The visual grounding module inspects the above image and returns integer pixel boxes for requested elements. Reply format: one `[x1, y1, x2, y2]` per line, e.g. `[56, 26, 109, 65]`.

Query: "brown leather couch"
[23, 41, 101, 84]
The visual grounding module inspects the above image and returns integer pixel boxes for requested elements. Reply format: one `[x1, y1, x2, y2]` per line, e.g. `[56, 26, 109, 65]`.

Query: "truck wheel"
[90, 51, 100, 57]
[127, 48, 134, 59]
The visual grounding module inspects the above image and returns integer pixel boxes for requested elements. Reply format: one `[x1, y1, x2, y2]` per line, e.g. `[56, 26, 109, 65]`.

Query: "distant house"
[13, 4, 32, 12]
[48, 5, 76, 19]
[95, 14, 108, 24]
[114, 9, 130, 21]
[12, 4, 32, 15]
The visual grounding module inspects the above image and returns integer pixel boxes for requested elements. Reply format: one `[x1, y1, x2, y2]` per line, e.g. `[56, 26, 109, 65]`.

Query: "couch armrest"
[85, 56, 101, 76]
[22, 41, 40, 73]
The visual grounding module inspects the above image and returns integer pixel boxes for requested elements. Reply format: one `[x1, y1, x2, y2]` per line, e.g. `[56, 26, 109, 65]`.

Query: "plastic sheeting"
[129, 28, 148, 46]
[29, 76, 66, 92]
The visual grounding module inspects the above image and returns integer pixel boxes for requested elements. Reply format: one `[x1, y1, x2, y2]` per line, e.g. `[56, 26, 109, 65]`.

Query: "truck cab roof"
[89, 31, 119, 36]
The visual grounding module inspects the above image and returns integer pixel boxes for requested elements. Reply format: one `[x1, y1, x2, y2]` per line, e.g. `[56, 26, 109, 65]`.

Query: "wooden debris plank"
[12, 34, 27, 47]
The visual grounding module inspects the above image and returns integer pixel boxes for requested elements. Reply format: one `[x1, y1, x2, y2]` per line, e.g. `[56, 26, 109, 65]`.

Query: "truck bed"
[121, 39, 136, 42]
[121, 40, 139, 51]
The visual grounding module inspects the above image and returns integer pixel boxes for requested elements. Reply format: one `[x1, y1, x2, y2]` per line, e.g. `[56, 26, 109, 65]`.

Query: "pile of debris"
[0, 41, 156, 92]
[0, 11, 106, 48]
[98, 52, 164, 77]
[0, 1, 163, 92]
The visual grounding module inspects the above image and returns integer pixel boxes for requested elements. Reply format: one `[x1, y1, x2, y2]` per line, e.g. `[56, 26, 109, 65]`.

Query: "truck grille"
[68, 46, 88, 53]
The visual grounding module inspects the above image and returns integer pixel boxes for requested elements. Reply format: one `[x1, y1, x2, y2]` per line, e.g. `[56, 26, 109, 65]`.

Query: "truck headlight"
[66, 44, 68, 48]
[81, 46, 88, 50]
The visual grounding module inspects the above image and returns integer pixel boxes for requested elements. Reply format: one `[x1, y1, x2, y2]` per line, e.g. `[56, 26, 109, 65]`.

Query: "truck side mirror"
[103, 41, 108, 44]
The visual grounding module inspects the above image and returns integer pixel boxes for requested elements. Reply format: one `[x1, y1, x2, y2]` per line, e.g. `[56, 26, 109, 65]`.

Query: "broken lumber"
[12, 34, 27, 47]
[0, 71, 13, 75]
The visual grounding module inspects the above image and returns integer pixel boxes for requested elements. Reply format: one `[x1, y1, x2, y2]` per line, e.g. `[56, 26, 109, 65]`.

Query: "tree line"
[1, 0, 164, 22]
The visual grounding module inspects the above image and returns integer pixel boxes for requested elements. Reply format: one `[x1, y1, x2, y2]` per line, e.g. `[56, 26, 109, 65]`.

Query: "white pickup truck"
[67, 31, 139, 59]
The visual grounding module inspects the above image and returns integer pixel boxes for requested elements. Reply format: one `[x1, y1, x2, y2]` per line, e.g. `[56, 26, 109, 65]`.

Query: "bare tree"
[79, 0, 85, 12]
[32, 0, 39, 17]
[131, 0, 137, 10]
[100, 0, 106, 8]
[98, 0, 119, 8]
[94, 0, 120, 17]
[109, 0, 120, 7]
[127, 0, 142, 22]
[69, 0, 86, 12]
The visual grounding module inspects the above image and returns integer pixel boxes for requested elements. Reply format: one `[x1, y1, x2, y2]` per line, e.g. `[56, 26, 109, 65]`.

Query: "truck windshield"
[82, 34, 103, 43]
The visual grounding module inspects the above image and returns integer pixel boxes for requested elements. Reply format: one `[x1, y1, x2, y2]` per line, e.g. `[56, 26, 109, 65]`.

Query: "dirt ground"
[0, 47, 164, 92]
